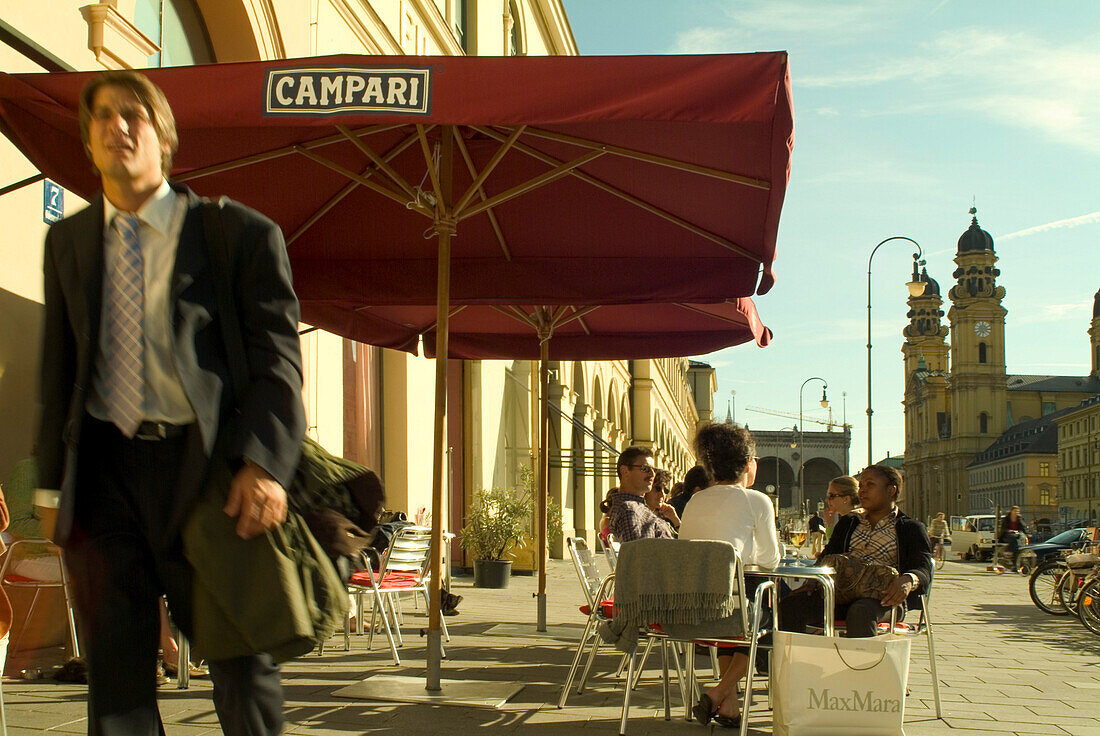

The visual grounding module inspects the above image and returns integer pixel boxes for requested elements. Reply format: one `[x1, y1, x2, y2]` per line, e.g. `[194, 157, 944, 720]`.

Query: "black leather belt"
[133, 421, 189, 440]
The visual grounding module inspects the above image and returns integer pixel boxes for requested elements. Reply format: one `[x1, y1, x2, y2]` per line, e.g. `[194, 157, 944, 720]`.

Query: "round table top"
[745, 563, 834, 576]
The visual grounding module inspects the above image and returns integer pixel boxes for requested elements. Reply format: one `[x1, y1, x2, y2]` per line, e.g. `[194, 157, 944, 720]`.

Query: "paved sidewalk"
[3, 558, 1100, 735]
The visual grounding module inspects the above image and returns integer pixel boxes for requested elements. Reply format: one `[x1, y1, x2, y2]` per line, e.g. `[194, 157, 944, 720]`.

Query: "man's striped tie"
[103, 214, 145, 436]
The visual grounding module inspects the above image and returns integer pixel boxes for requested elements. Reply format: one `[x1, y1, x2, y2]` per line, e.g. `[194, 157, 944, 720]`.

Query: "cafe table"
[744, 558, 837, 636]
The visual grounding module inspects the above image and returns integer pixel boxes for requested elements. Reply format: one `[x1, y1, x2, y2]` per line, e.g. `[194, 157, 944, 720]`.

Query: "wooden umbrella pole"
[426, 127, 455, 692]
[537, 328, 550, 631]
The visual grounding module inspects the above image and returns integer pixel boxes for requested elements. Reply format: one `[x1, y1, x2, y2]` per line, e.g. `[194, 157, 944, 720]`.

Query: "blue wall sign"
[43, 179, 63, 224]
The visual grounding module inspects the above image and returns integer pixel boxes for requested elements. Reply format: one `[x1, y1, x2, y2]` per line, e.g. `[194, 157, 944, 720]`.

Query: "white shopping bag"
[772, 631, 910, 736]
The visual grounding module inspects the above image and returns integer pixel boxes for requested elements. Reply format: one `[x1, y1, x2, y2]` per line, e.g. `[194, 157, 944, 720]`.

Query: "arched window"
[978, 342, 987, 363]
[979, 412, 989, 433]
[134, 0, 214, 67]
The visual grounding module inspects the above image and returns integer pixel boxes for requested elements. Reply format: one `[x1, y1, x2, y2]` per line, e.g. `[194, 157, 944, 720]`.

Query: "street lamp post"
[799, 377, 829, 518]
[867, 237, 926, 466]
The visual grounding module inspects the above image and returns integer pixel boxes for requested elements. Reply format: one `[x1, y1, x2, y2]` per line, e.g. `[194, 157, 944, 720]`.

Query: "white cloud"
[998, 212, 1100, 241]
[803, 27, 1100, 153]
[672, 0, 897, 53]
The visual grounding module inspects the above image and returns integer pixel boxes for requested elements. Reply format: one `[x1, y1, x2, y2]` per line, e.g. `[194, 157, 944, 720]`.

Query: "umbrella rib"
[457, 149, 606, 223]
[336, 124, 417, 199]
[453, 131, 512, 260]
[452, 124, 526, 217]
[175, 124, 405, 182]
[472, 126, 760, 262]
[293, 145, 433, 217]
[517, 126, 771, 190]
[287, 128, 426, 246]
[492, 305, 541, 331]
[416, 124, 445, 218]
[675, 302, 746, 326]
[554, 306, 600, 334]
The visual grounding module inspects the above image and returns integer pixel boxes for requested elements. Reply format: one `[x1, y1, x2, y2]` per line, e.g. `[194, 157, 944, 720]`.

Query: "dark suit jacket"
[824, 510, 933, 610]
[37, 182, 306, 546]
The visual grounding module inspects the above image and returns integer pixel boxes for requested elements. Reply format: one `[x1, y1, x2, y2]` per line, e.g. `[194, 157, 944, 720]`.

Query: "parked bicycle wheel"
[1029, 559, 1070, 615]
[1078, 578, 1100, 636]
[1056, 569, 1084, 614]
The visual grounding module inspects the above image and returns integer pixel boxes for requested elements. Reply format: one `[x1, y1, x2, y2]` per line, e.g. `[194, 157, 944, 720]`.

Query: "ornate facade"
[902, 210, 1100, 523]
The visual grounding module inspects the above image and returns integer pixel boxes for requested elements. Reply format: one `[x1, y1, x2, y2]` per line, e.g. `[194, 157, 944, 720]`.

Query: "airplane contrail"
[998, 211, 1100, 240]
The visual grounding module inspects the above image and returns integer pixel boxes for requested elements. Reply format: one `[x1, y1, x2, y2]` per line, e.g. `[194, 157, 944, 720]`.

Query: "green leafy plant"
[460, 465, 563, 561]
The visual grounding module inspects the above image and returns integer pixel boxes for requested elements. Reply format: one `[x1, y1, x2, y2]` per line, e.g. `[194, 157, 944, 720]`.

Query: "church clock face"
[974, 321, 992, 337]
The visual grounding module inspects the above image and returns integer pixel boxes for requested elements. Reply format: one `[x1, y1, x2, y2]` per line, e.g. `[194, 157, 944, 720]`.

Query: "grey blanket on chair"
[598, 538, 746, 653]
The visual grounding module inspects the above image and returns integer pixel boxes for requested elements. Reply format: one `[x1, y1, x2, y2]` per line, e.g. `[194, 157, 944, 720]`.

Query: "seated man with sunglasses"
[605, 447, 678, 543]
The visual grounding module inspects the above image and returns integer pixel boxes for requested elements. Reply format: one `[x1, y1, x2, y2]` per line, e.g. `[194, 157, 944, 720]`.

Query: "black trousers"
[778, 588, 894, 638]
[64, 417, 283, 736]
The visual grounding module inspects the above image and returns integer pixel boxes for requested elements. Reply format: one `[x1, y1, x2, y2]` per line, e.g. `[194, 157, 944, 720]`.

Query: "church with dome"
[901, 208, 1100, 525]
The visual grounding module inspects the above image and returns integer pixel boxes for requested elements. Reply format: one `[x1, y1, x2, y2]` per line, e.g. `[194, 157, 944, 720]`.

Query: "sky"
[561, 0, 1100, 469]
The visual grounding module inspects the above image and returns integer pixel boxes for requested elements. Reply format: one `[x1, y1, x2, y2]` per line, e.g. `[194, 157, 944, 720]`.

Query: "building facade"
[902, 210, 1100, 523]
[1055, 394, 1100, 525]
[0, 2, 718, 569]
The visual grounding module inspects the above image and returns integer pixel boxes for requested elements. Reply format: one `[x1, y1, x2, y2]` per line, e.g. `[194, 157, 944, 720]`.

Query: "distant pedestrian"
[807, 510, 826, 554]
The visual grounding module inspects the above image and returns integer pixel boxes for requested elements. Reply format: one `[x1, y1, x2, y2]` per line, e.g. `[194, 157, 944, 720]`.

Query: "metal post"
[799, 377, 827, 518]
[426, 126, 455, 692]
[867, 236, 923, 466]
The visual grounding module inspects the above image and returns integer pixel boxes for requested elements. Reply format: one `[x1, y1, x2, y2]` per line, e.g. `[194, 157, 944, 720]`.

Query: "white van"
[948, 514, 996, 561]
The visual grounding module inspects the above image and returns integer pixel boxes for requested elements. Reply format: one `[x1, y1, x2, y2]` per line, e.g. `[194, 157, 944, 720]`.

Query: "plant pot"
[473, 559, 512, 588]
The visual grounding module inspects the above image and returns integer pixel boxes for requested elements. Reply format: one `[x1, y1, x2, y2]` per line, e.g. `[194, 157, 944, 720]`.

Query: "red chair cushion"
[348, 570, 423, 589]
[579, 597, 615, 618]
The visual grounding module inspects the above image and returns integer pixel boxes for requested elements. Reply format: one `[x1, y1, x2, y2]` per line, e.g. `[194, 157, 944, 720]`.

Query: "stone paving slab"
[3, 558, 1100, 734]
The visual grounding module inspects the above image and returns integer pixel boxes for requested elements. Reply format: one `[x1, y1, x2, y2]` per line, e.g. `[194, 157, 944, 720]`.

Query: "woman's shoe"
[713, 713, 742, 729]
[691, 693, 716, 725]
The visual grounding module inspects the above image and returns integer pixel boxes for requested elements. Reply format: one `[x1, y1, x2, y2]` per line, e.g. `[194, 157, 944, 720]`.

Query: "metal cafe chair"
[559, 537, 617, 707]
[609, 539, 775, 736]
[0, 540, 81, 664]
[345, 525, 448, 665]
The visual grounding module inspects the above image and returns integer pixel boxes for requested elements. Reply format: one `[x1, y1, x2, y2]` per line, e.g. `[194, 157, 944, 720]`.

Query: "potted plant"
[461, 466, 561, 588]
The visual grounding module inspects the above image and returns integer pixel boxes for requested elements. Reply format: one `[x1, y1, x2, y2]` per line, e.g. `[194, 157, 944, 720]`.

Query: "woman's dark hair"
[653, 468, 672, 495]
[693, 422, 755, 484]
[864, 464, 903, 500]
[683, 465, 709, 494]
[598, 488, 615, 514]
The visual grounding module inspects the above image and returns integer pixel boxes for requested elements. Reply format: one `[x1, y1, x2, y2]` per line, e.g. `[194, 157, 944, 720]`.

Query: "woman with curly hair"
[678, 422, 779, 728]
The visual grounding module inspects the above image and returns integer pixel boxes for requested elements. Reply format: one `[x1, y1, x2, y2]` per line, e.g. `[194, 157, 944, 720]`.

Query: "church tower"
[902, 263, 950, 520]
[945, 207, 1008, 511]
[1091, 289, 1100, 378]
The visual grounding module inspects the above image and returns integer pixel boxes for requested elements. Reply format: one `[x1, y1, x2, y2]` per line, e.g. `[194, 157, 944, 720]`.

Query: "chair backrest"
[614, 538, 748, 635]
[603, 533, 620, 570]
[378, 525, 434, 577]
[567, 537, 605, 607]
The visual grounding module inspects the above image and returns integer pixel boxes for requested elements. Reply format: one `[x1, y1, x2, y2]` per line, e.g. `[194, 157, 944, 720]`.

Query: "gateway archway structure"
[751, 427, 850, 516]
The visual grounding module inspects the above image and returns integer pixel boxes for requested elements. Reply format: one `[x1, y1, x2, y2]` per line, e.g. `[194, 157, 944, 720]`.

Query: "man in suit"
[37, 70, 305, 735]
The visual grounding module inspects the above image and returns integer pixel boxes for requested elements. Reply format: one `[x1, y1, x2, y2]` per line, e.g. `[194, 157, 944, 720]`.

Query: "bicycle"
[1078, 574, 1100, 636]
[930, 537, 948, 570]
[1028, 557, 1072, 615]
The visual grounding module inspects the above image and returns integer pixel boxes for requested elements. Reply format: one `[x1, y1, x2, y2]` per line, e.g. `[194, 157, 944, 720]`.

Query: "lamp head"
[819, 386, 829, 409]
[907, 254, 927, 297]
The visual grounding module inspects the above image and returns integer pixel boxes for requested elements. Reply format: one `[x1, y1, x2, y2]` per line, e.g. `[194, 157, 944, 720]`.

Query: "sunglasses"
[625, 464, 656, 475]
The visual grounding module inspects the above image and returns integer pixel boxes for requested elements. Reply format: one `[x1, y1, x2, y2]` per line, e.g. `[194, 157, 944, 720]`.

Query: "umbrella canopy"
[332, 298, 772, 359]
[0, 52, 793, 687]
[0, 52, 793, 309]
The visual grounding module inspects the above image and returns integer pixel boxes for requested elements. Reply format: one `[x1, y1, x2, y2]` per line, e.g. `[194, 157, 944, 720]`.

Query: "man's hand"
[224, 460, 287, 539]
[880, 575, 914, 607]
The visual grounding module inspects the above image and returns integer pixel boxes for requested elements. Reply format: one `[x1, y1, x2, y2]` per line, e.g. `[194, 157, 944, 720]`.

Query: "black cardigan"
[823, 510, 933, 610]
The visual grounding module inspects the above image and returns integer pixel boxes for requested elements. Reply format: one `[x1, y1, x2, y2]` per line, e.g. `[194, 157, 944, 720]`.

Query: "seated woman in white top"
[679, 422, 779, 729]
